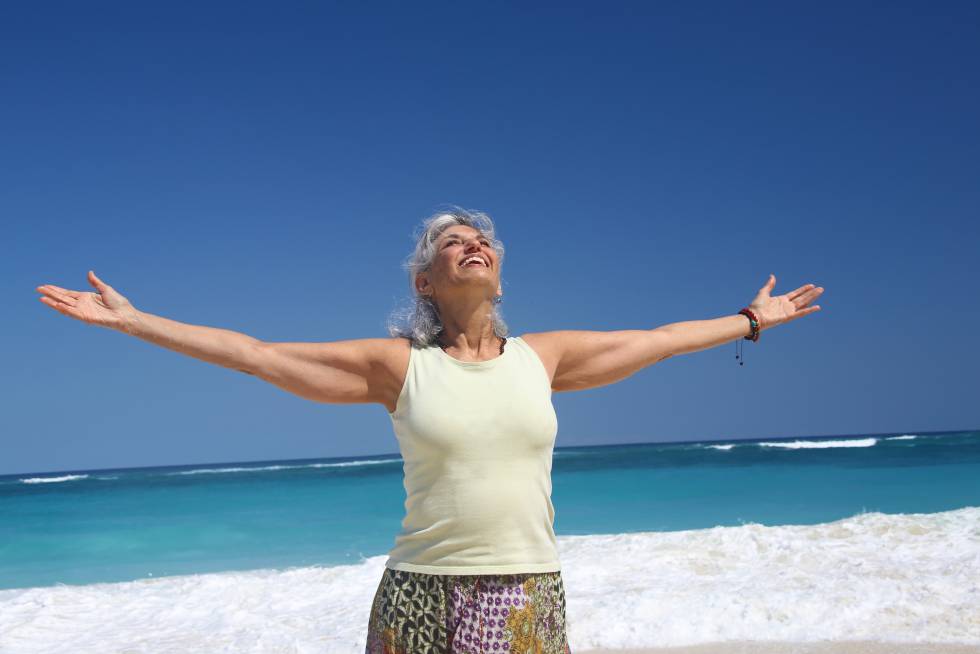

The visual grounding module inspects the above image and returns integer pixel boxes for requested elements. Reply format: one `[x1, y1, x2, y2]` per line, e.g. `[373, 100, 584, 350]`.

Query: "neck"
[434, 299, 501, 355]
[437, 324, 501, 355]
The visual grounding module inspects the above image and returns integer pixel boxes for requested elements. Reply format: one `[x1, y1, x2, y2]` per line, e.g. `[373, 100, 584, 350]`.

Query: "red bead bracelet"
[735, 307, 761, 367]
[738, 307, 761, 342]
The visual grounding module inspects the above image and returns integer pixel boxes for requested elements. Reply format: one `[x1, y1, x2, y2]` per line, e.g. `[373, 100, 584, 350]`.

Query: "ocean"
[1, 429, 978, 652]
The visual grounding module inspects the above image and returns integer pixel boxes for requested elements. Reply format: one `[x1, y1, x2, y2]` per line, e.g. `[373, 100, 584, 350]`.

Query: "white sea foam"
[562, 506, 980, 649]
[309, 460, 399, 468]
[695, 435, 920, 451]
[758, 437, 878, 449]
[1, 507, 977, 653]
[167, 459, 399, 475]
[18, 474, 89, 484]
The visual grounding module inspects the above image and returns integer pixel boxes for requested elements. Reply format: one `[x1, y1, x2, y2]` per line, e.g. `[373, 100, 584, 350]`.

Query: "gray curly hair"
[386, 206, 509, 348]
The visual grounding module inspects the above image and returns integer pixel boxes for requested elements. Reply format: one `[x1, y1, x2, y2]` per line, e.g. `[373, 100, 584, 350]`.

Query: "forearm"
[656, 313, 753, 357]
[122, 309, 263, 374]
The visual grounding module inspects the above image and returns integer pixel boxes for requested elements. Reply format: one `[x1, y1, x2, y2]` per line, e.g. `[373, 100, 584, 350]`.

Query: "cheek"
[435, 257, 457, 278]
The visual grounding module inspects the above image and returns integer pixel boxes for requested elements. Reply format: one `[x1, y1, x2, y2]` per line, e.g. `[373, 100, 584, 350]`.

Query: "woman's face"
[418, 225, 501, 302]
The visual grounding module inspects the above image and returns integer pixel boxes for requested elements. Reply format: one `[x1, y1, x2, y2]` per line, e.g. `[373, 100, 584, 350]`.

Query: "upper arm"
[521, 329, 674, 393]
[252, 337, 410, 408]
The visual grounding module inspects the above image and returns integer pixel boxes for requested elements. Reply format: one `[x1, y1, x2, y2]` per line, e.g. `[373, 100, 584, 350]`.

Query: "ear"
[415, 272, 431, 296]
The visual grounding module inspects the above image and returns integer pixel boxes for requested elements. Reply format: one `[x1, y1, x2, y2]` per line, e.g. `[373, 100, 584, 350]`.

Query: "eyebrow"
[440, 232, 490, 243]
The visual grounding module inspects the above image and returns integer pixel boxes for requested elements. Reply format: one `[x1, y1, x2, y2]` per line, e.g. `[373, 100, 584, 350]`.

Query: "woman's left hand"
[749, 274, 824, 331]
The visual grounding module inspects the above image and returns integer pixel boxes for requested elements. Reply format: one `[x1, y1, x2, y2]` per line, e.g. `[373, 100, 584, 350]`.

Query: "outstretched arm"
[527, 274, 824, 392]
[665, 274, 823, 356]
[37, 270, 264, 375]
[36, 271, 400, 406]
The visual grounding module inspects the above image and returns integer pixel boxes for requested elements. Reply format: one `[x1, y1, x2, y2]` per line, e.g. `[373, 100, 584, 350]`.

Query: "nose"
[463, 236, 483, 252]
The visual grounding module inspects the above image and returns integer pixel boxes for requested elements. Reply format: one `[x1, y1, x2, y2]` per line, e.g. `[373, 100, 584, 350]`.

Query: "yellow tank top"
[385, 335, 562, 575]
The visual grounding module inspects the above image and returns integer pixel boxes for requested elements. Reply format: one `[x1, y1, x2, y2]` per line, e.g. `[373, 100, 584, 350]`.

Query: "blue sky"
[4, 2, 978, 475]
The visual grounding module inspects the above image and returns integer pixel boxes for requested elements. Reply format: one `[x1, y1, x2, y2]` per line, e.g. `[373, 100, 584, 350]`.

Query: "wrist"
[739, 312, 753, 337]
[119, 307, 143, 336]
[737, 307, 761, 342]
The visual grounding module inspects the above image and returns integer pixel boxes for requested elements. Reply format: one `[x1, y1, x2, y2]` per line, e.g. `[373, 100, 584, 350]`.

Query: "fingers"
[37, 284, 81, 300]
[793, 286, 824, 308]
[782, 282, 825, 309]
[794, 305, 822, 319]
[88, 270, 106, 291]
[783, 304, 822, 324]
[754, 274, 776, 301]
[787, 284, 815, 301]
[38, 295, 82, 320]
[38, 295, 64, 310]
[88, 270, 112, 293]
[38, 285, 79, 306]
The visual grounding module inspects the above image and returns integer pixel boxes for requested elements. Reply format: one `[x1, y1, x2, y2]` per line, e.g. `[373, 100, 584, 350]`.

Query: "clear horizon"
[4, 428, 972, 478]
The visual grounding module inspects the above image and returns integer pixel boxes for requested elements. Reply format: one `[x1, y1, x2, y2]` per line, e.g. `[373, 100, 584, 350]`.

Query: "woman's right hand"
[36, 270, 139, 333]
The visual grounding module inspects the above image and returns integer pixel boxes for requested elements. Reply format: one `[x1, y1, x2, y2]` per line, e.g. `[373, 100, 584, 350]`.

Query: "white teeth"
[461, 257, 486, 267]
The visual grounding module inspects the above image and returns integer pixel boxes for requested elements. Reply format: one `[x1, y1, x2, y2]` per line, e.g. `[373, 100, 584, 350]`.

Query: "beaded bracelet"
[735, 308, 761, 366]
[738, 308, 761, 342]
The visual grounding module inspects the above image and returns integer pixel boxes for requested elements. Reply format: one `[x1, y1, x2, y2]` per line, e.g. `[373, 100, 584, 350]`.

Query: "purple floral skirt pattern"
[365, 567, 571, 654]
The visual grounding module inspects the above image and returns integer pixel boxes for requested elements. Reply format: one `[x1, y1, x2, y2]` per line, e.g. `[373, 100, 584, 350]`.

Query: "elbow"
[649, 327, 680, 362]
[241, 340, 269, 377]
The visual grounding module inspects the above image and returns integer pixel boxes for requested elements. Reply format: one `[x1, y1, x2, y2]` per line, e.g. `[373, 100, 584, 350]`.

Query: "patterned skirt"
[365, 567, 571, 654]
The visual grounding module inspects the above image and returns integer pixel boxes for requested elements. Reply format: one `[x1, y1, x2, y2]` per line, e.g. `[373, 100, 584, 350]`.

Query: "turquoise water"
[1, 429, 977, 590]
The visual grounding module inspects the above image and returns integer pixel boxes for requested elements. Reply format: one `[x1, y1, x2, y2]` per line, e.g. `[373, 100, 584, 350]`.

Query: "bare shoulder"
[265, 335, 410, 372]
[518, 329, 671, 393]
[515, 332, 563, 384]
[319, 335, 412, 413]
[375, 337, 413, 413]
[256, 335, 412, 411]
[382, 336, 412, 373]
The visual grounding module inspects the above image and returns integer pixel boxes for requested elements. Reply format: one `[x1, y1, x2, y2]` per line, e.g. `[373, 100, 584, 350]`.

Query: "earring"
[493, 295, 503, 305]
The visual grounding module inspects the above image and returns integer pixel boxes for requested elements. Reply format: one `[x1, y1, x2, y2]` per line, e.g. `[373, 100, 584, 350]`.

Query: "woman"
[36, 207, 824, 653]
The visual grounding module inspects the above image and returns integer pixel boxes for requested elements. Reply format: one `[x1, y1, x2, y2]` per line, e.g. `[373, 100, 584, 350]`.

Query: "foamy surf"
[1, 507, 976, 653]
[695, 435, 920, 451]
[757, 438, 878, 449]
[167, 459, 400, 475]
[18, 474, 89, 484]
